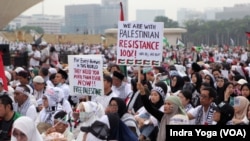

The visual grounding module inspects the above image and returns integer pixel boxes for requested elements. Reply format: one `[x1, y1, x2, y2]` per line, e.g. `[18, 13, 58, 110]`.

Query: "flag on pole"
[163, 37, 169, 48]
[230, 38, 235, 47]
[120, 2, 124, 21]
[119, 2, 127, 77]
[0, 52, 8, 91]
[246, 32, 250, 45]
[177, 39, 185, 48]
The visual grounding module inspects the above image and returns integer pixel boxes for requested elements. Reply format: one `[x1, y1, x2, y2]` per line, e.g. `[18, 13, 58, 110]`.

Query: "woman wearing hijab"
[76, 101, 105, 141]
[134, 85, 164, 141]
[106, 97, 140, 138]
[11, 116, 43, 141]
[232, 96, 249, 125]
[168, 75, 184, 96]
[137, 82, 188, 141]
[246, 103, 250, 125]
[240, 83, 250, 101]
[212, 102, 234, 125]
[191, 72, 202, 94]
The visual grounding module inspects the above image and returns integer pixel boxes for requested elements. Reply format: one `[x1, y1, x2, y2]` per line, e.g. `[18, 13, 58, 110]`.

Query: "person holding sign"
[111, 71, 133, 101]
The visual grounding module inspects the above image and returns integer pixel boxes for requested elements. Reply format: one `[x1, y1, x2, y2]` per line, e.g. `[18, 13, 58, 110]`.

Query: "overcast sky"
[22, 0, 250, 20]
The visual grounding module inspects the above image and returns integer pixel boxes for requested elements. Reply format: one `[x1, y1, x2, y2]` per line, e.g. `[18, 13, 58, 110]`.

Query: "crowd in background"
[0, 40, 250, 141]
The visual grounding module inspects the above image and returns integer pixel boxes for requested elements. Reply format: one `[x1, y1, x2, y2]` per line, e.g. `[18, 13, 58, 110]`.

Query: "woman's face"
[163, 101, 174, 114]
[12, 128, 28, 141]
[150, 91, 160, 104]
[241, 86, 250, 98]
[216, 79, 224, 88]
[226, 84, 234, 94]
[191, 74, 197, 83]
[178, 92, 189, 106]
[204, 76, 211, 84]
[213, 111, 221, 122]
[108, 100, 118, 113]
[171, 76, 177, 87]
[42, 97, 49, 108]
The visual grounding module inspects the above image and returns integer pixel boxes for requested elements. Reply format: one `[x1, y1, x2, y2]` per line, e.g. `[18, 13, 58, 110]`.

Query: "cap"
[14, 67, 24, 73]
[113, 71, 124, 81]
[33, 76, 45, 83]
[48, 68, 57, 74]
[57, 69, 68, 80]
[237, 79, 248, 85]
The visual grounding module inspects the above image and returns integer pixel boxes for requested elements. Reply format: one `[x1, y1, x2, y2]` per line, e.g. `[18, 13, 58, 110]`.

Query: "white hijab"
[76, 101, 105, 141]
[11, 116, 43, 141]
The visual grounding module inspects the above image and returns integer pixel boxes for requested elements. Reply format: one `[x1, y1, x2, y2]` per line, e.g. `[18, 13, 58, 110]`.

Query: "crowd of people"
[0, 40, 250, 141]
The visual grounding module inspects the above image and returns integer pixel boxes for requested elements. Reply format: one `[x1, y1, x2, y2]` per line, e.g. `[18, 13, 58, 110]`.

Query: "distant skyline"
[21, 0, 250, 21]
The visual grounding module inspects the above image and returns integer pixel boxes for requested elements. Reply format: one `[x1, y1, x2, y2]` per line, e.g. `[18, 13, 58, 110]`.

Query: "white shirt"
[92, 91, 118, 109]
[29, 50, 41, 67]
[112, 82, 133, 100]
[26, 104, 38, 121]
[40, 47, 50, 64]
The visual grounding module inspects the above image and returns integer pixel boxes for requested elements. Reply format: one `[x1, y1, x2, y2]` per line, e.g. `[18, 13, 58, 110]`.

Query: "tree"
[20, 26, 44, 34]
[154, 16, 179, 28]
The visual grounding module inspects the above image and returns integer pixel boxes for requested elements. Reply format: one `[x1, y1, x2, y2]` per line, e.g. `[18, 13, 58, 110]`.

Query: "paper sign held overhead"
[117, 21, 164, 66]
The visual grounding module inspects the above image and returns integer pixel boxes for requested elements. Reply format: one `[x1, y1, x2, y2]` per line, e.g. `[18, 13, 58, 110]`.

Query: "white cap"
[237, 79, 248, 85]
[33, 76, 45, 83]
[48, 68, 57, 74]
[5, 71, 11, 81]
[14, 67, 24, 73]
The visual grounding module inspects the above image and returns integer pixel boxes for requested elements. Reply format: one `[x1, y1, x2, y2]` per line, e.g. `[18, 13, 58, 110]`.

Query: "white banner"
[68, 55, 104, 97]
[117, 21, 164, 66]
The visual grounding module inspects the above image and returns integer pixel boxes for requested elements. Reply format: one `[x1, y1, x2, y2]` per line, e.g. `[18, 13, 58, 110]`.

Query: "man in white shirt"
[40, 42, 50, 65]
[29, 43, 41, 67]
[111, 71, 133, 101]
[13, 84, 37, 121]
[92, 75, 118, 109]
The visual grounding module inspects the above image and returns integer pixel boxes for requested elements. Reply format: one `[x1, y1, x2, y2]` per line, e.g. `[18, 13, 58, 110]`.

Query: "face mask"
[79, 112, 91, 121]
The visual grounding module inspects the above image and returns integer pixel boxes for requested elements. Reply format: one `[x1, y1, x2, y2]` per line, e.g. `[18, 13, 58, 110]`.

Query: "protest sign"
[68, 55, 104, 97]
[117, 21, 164, 66]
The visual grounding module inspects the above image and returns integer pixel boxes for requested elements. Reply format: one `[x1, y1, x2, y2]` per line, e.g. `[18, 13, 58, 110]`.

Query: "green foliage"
[20, 26, 44, 34]
[183, 16, 250, 46]
[154, 16, 179, 28]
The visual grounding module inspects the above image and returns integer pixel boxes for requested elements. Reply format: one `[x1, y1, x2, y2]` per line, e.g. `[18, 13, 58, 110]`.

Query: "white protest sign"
[117, 21, 164, 66]
[68, 55, 104, 97]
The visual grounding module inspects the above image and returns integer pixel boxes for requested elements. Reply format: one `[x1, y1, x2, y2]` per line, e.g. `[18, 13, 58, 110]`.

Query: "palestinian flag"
[117, 59, 126, 65]
[143, 60, 150, 65]
[126, 59, 134, 65]
[118, 2, 127, 76]
[152, 60, 160, 66]
[135, 59, 142, 65]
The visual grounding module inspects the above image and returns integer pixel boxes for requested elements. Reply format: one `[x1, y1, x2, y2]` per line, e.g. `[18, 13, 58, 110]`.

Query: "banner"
[68, 55, 104, 97]
[117, 21, 164, 66]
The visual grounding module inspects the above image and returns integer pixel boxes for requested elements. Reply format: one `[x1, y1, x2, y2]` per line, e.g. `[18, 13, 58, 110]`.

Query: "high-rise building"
[215, 4, 250, 20]
[63, 0, 128, 34]
[177, 8, 204, 27]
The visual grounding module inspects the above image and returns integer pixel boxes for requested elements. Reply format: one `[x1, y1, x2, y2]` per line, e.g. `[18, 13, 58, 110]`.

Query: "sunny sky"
[22, 0, 250, 21]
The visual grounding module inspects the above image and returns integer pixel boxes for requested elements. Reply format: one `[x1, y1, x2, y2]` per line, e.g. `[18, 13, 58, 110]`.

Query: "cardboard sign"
[68, 55, 104, 97]
[117, 21, 163, 66]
